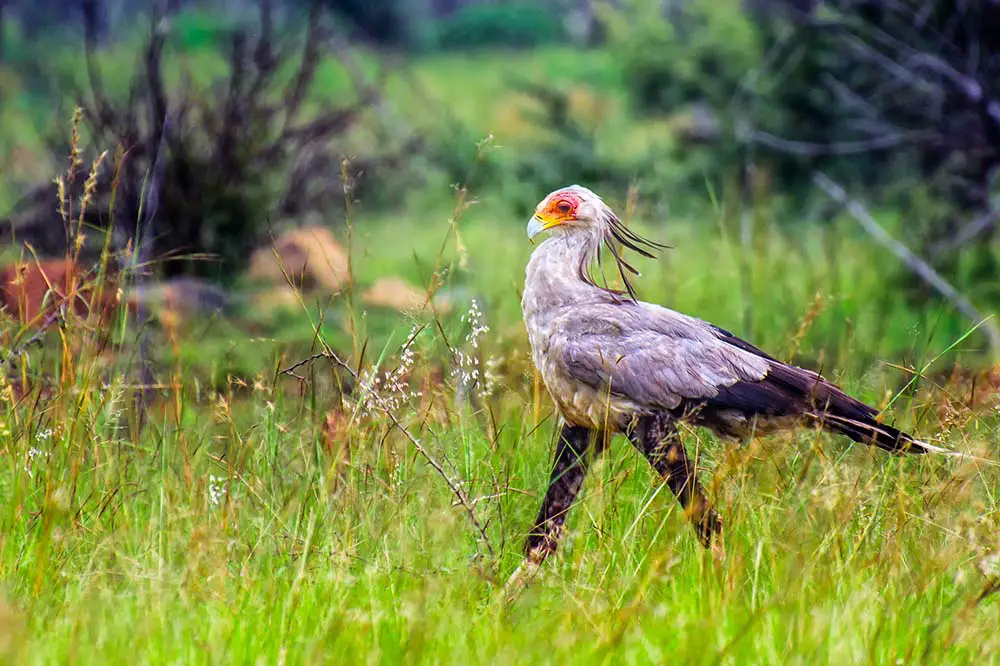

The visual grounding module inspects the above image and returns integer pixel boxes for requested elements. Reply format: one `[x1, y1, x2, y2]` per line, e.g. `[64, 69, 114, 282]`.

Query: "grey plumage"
[518, 184, 955, 568]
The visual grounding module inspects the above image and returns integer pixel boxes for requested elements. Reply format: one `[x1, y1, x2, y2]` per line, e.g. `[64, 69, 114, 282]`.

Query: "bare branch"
[813, 171, 1000, 355]
[840, 33, 939, 98]
[821, 73, 880, 119]
[280, 348, 496, 561]
[929, 208, 1000, 257]
[905, 52, 984, 101]
[750, 129, 934, 156]
[0, 0, 6, 64]
[81, 0, 116, 131]
[145, 14, 170, 138]
[283, 0, 323, 125]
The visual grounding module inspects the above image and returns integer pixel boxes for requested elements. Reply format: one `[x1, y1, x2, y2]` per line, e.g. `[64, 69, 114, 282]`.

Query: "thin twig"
[750, 128, 934, 156]
[813, 171, 1000, 355]
[975, 578, 1000, 606]
[279, 348, 496, 561]
[0, 310, 62, 371]
[929, 208, 1000, 257]
[126, 31, 172, 431]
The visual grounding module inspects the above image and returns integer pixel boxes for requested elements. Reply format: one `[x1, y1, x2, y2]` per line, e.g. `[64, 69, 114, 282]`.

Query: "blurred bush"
[748, 0, 1000, 300]
[312, 0, 414, 47]
[594, 0, 1000, 319]
[590, 0, 763, 203]
[1, 2, 420, 281]
[502, 79, 628, 211]
[601, 0, 761, 115]
[598, 1, 997, 210]
[172, 9, 230, 51]
[433, 2, 566, 51]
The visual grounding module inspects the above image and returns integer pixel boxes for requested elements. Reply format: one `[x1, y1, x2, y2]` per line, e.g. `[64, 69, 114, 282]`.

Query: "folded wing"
[557, 302, 933, 454]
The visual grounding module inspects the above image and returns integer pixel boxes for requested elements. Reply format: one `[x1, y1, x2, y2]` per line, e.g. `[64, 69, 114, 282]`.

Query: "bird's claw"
[504, 557, 543, 602]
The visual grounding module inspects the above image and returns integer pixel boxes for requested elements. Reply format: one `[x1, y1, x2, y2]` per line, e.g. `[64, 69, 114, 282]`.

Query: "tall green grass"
[1, 147, 999, 664]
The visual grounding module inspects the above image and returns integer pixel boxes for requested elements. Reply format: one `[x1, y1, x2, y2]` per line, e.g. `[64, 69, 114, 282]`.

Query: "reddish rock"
[0, 258, 122, 326]
[361, 277, 450, 314]
[247, 226, 350, 293]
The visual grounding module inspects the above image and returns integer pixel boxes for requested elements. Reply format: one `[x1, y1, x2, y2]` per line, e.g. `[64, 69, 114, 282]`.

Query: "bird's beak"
[527, 213, 556, 242]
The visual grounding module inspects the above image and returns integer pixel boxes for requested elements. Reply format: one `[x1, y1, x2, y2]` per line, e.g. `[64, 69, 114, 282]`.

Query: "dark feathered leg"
[629, 414, 722, 548]
[524, 424, 594, 565]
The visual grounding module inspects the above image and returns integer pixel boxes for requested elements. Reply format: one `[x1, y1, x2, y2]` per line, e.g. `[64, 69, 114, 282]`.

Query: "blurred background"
[2, 0, 1000, 393]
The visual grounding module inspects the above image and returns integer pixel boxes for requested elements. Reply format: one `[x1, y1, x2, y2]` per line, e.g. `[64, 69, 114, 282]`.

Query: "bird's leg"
[524, 424, 594, 566]
[629, 414, 722, 548]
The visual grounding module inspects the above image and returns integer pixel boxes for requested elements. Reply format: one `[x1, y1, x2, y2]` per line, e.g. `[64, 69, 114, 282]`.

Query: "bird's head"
[527, 185, 668, 299]
[527, 185, 607, 240]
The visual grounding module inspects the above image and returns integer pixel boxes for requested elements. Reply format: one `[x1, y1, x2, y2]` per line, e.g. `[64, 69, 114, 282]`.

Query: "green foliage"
[1, 194, 1000, 663]
[433, 2, 567, 51]
[316, 0, 415, 46]
[500, 80, 630, 213]
[421, 121, 502, 195]
[602, 0, 762, 114]
[172, 10, 230, 52]
[595, 0, 766, 204]
[3, 74, 1000, 666]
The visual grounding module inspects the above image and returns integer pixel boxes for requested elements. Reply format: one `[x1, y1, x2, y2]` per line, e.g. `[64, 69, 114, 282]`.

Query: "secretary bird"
[518, 184, 961, 569]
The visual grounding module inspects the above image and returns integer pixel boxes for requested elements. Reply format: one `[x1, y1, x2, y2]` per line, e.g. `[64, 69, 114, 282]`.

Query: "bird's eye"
[556, 201, 572, 215]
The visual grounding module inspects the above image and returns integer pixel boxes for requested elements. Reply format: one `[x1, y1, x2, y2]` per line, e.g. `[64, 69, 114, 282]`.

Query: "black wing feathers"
[710, 325, 782, 363]
[705, 328, 924, 454]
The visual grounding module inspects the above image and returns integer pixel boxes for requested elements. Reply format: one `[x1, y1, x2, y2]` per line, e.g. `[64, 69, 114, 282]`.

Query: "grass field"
[1, 186, 999, 664]
[2, 31, 1000, 665]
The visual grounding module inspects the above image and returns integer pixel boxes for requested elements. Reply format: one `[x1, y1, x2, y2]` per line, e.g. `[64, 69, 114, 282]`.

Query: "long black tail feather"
[806, 399, 929, 455]
[704, 331, 948, 455]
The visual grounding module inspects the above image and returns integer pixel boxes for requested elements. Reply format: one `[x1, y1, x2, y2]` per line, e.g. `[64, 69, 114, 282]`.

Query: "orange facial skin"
[527, 189, 583, 240]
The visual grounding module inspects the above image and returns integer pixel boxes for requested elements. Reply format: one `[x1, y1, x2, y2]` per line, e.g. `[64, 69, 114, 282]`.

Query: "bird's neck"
[522, 231, 604, 316]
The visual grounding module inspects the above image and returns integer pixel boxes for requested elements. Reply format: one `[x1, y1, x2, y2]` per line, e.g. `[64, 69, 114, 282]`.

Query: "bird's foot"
[504, 552, 546, 603]
[694, 507, 723, 548]
[709, 534, 727, 565]
[693, 508, 727, 563]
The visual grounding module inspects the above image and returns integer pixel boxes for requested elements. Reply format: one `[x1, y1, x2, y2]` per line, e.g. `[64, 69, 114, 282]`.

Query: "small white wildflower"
[461, 299, 490, 349]
[208, 475, 226, 506]
[452, 299, 500, 403]
[37, 428, 53, 441]
[358, 325, 423, 418]
[978, 552, 1000, 578]
[25, 447, 50, 478]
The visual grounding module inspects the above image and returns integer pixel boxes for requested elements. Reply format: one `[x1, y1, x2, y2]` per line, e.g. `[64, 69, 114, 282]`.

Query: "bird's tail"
[705, 343, 994, 463]
[806, 390, 993, 463]
[810, 408, 944, 455]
